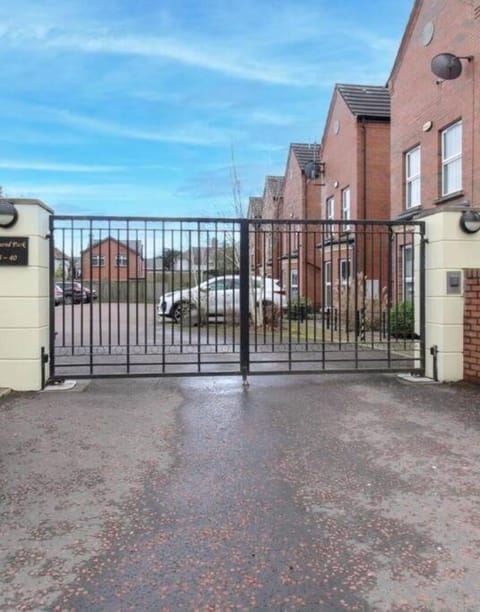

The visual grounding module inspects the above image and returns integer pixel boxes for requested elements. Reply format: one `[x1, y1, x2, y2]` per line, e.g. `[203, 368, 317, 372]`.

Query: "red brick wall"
[321, 92, 359, 220]
[389, 0, 480, 218]
[320, 89, 390, 299]
[464, 268, 480, 383]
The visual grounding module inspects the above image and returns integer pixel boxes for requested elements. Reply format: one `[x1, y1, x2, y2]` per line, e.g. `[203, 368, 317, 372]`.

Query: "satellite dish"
[431, 53, 463, 80]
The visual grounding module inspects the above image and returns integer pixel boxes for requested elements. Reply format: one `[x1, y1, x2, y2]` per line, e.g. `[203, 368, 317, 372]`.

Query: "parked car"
[157, 275, 284, 323]
[58, 281, 97, 304]
[54, 284, 64, 306]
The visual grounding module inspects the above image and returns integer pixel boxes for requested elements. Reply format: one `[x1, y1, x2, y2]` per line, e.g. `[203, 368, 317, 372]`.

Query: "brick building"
[81, 237, 145, 281]
[251, 176, 283, 280]
[247, 195, 264, 276]
[388, 0, 480, 219]
[277, 143, 322, 305]
[319, 83, 391, 308]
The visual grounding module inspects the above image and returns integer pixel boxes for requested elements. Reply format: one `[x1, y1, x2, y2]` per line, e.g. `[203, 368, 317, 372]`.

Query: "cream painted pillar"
[0, 199, 53, 390]
[422, 209, 480, 382]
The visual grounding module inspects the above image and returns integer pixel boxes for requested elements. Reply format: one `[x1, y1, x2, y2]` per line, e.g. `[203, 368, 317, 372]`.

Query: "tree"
[162, 248, 181, 271]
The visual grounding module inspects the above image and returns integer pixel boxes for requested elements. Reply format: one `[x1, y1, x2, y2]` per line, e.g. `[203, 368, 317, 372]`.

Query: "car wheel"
[171, 301, 191, 323]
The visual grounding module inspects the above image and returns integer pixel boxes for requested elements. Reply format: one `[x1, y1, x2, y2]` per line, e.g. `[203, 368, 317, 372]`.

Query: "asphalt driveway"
[1, 374, 480, 610]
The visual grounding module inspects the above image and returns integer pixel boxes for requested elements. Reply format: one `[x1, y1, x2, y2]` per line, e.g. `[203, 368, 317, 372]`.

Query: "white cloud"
[0, 160, 125, 172]
[4, 103, 238, 146]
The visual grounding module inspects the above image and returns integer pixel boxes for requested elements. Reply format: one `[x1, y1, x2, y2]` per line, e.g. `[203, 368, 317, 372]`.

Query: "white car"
[157, 275, 285, 323]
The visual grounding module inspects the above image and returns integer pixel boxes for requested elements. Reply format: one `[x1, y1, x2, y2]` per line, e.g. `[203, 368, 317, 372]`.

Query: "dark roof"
[336, 84, 390, 118]
[290, 143, 321, 170]
[82, 237, 143, 256]
[248, 196, 264, 219]
[265, 176, 284, 199]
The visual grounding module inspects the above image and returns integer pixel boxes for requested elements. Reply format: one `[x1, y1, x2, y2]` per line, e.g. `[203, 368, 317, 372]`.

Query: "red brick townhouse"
[388, 0, 480, 380]
[247, 195, 264, 275]
[81, 237, 145, 282]
[319, 84, 391, 311]
[249, 176, 284, 280]
[388, 0, 479, 220]
[277, 143, 322, 306]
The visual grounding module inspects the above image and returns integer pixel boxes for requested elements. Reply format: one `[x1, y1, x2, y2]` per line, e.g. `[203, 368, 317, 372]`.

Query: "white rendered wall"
[423, 210, 480, 382]
[0, 199, 53, 390]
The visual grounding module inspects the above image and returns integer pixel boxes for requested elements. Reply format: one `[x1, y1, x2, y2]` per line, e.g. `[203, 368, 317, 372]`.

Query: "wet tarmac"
[1, 374, 480, 610]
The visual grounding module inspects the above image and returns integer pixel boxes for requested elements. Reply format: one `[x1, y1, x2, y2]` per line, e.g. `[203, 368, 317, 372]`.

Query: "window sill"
[434, 191, 464, 206]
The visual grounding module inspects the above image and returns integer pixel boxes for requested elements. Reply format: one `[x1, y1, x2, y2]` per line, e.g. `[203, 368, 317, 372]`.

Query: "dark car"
[54, 284, 64, 306]
[58, 281, 97, 304]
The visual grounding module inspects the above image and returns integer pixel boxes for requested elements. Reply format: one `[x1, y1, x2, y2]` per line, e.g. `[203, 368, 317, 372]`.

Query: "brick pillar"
[0, 199, 53, 390]
[422, 209, 480, 382]
[463, 269, 480, 383]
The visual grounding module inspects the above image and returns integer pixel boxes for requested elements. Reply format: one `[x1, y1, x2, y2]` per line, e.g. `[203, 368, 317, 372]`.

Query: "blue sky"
[0, 0, 413, 217]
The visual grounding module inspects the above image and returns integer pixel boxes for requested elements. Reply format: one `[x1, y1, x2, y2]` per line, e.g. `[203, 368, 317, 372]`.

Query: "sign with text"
[0, 237, 29, 266]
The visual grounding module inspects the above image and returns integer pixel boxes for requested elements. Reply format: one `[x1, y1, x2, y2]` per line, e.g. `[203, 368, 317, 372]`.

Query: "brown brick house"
[250, 176, 284, 280]
[277, 143, 322, 306]
[388, 0, 479, 218]
[388, 0, 480, 381]
[319, 83, 391, 309]
[81, 237, 145, 281]
[247, 195, 264, 275]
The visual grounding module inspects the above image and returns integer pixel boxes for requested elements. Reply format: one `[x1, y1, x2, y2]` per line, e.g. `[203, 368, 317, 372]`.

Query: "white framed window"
[406, 146, 421, 209]
[326, 196, 335, 234]
[341, 187, 351, 231]
[339, 258, 351, 286]
[442, 120, 462, 196]
[403, 245, 413, 301]
[115, 254, 128, 267]
[324, 261, 332, 308]
[290, 269, 299, 297]
[91, 255, 105, 267]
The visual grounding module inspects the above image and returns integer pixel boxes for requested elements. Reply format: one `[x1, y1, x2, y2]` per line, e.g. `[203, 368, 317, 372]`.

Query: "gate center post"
[239, 219, 250, 384]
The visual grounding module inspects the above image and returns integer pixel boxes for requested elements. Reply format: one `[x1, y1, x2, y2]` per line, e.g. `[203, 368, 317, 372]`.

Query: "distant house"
[247, 196, 264, 275]
[53, 248, 71, 278]
[145, 256, 164, 272]
[80, 237, 145, 281]
[255, 176, 284, 280]
[278, 143, 322, 304]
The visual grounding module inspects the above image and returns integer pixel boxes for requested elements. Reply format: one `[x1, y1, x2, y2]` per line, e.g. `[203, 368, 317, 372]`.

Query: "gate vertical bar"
[49, 215, 56, 382]
[239, 219, 250, 383]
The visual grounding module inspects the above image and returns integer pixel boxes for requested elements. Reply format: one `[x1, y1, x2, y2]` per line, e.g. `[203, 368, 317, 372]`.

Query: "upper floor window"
[405, 146, 421, 209]
[115, 254, 128, 267]
[91, 255, 105, 267]
[325, 196, 335, 236]
[341, 187, 351, 231]
[442, 121, 462, 196]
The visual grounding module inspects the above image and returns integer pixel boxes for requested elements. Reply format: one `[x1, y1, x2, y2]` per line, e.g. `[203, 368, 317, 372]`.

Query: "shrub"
[389, 301, 414, 338]
[287, 296, 312, 321]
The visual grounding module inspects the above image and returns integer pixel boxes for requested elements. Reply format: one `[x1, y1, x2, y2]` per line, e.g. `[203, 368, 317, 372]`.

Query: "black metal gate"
[49, 215, 425, 382]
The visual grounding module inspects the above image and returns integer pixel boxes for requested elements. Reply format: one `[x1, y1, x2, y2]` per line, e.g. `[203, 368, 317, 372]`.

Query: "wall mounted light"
[0, 201, 18, 229]
[460, 210, 480, 234]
